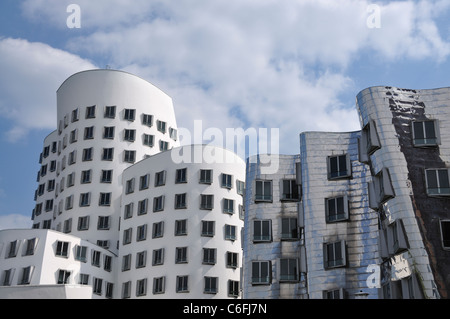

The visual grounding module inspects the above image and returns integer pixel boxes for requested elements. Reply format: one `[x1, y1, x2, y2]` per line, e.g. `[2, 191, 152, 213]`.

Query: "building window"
[255, 180, 272, 202]
[225, 224, 236, 241]
[20, 266, 34, 285]
[124, 129, 136, 142]
[143, 134, 155, 147]
[155, 170, 166, 187]
[125, 178, 135, 194]
[175, 219, 187, 236]
[75, 245, 88, 262]
[323, 288, 345, 299]
[202, 248, 216, 265]
[84, 126, 94, 140]
[136, 278, 147, 297]
[69, 129, 78, 144]
[93, 277, 103, 295]
[57, 270, 71, 284]
[152, 248, 164, 266]
[77, 216, 90, 230]
[359, 120, 381, 162]
[226, 252, 238, 268]
[71, 108, 79, 122]
[157, 120, 167, 133]
[136, 251, 147, 269]
[79, 193, 91, 207]
[124, 203, 133, 219]
[200, 194, 214, 210]
[138, 199, 148, 215]
[122, 254, 132, 271]
[123, 228, 132, 245]
[85, 105, 96, 119]
[152, 221, 164, 238]
[24, 238, 37, 256]
[124, 150, 136, 163]
[323, 241, 347, 269]
[153, 277, 165, 295]
[55, 241, 69, 258]
[175, 247, 188, 263]
[199, 169, 213, 184]
[228, 280, 240, 298]
[221, 173, 233, 189]
[281, 179, 300, 201]
[91, 250, 101, 267]
[79, 273, 89, 285]
[281, 218, 299, 240]
[327, 154, 351, 180]
[325, 196, 349, 222]
[153, 195, 165, 212]
[139, 174, 150, 190]
[412, 120, 439, 147]
[82, 148, 93, 161]
[159, 140, 169, 151]
[440, 220, 450, 249]
[63, 218, 72, 233]
[251, 261, 271, 285]
[223, 198, 234, 214]
[105, 282, 114, 299]
[97, 216, 110, 230]
[81, 170, 92, 184]
[236, 180, 245, 196]
[2, 269, 14, 286]
[136, 224, 147, 242]
[368, 167, 395, 209]
[175, 193, 187, 209]
[122, 281, 131, 299]
[201, 221, 215, 237]
[176, 168, 187, 183]
[204, 277, 218, 294]
[99, 193, 111, 206]
[176, 276, 189, 293]
[280, 258, 299, 282]
[253, 220, 272, 242]
[103, 126, 115, 139]
[142, 114, 153, 127]
[124, 109, 136, 121]
[104, 106, 116, 119]
[169, 128, 178, 141]
[101, 170, 113, 183]
[425, 168, 450, 196]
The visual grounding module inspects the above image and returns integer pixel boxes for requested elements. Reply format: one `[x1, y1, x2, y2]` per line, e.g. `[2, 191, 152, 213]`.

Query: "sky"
[0, 0, 450, 230]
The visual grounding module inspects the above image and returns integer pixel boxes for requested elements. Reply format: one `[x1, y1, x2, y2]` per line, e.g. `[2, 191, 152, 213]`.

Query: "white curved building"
[118, 144, 245, 298]
[32, 70, 179, 254]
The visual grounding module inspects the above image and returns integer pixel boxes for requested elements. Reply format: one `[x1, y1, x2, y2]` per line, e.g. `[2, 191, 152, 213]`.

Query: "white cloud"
[0, 38, 96, 141]
[0, 214, 32, 230]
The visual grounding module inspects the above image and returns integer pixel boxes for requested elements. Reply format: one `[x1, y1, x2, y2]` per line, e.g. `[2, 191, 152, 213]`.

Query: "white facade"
[32, 70, 179, 254]
[0, 229, 116, 299]
[118, 144, 245, 298]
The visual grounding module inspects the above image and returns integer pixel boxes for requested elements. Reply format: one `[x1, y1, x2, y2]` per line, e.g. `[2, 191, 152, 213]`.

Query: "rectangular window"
[175, 219, 188, 236]
[142, 114, 153, 127]
[255, 180, 272, 202]
[225, 224, 236, 241]
[323, 241, 347, 269]
[99, 193, 111, 206]
[155, 170, 166, 187]
[223, 199, 234, 214]
[153, 277, 165, 295]
[157, 120, 167, 133]
[3, 269, 14, 286]
[136, 224, 147, 242]
[136, 251, 147, 268]
[85, 105, 96, 119]
[72, 108, 79, 122]
[204, 276, 218, 294]
[103, 126, 115, 139]
[169, 128, 178, 141]
[124, 203, 133, 219]
[143, 134, 155, 147]
[101, 170, 113, 183]
[79, 193, 91, 207]
[125, 178, 135, 194]
[175, 247, 188, 263]
[124, 109, 136, 121]
[139, 174, 150, 190]
[236, 180, 245, 196]
[221, 173, 233, 189]
[105, 282, 114, 299]
[175, 193, 187, 209]
[228, 280, 240, 298]
[93, 277, 102, 295]
[82, 148, 93, 161]
[81, 170, 92, 184]
[69, 129, 78, 144]
[176, 168, 187, 183]
[75, 245, 88, 262]
[280, 258, 299, 282]
[200, 194, 214, 210]
[84, 126, 94, 140]
[153, 195, 165, 212]
[55, 241, 69, 257]
[152, 248, 164, 266]
[253, 220, 272, 242]
[413, 120, 439, 147]
[152, 221, 164, 238]
[200, 169, 213, 184]
[251, 261, 271, 285]
[79, 273, 89, 285]
[91, 250, 101, 267]
[97, 216, 110, 230]
[201, 221, 215, 237]
[122, 281, 131, 298]
[159, 140, 169, 151]
[57, 270, 71, 284]
[440, 220, 450, 249]
[425, 169, 450, 196]
[20, 266, 34, 285]
[124, 150, 136, 163]
[281, 218, 299, 240]
[77, 216, 90, 230]
[122, 254, 131, 271]
[176, 276, 189, 293]
[138, 199, 148, 215]
[323, 288, 345, 299]
[202, 248, 216, 265]
[24, 238, 37, 256]
[327, 154, 351, 179]
[104, 106, 116, 119]
[281, 179, 300, 201]
[325, 196, 349, 222]
[226, 252, 238, 268]
[123, 228, 132, 245]
[124, 129, 136, 142]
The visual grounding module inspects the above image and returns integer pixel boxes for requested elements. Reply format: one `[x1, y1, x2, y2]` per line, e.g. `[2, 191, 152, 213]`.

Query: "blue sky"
[0, 0, 450, 229]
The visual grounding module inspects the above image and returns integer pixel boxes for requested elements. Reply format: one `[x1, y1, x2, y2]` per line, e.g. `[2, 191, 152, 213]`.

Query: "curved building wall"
[32, 70, 179, 255]
[117, 145, 245, 299]
[356, 86, 450, 298]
